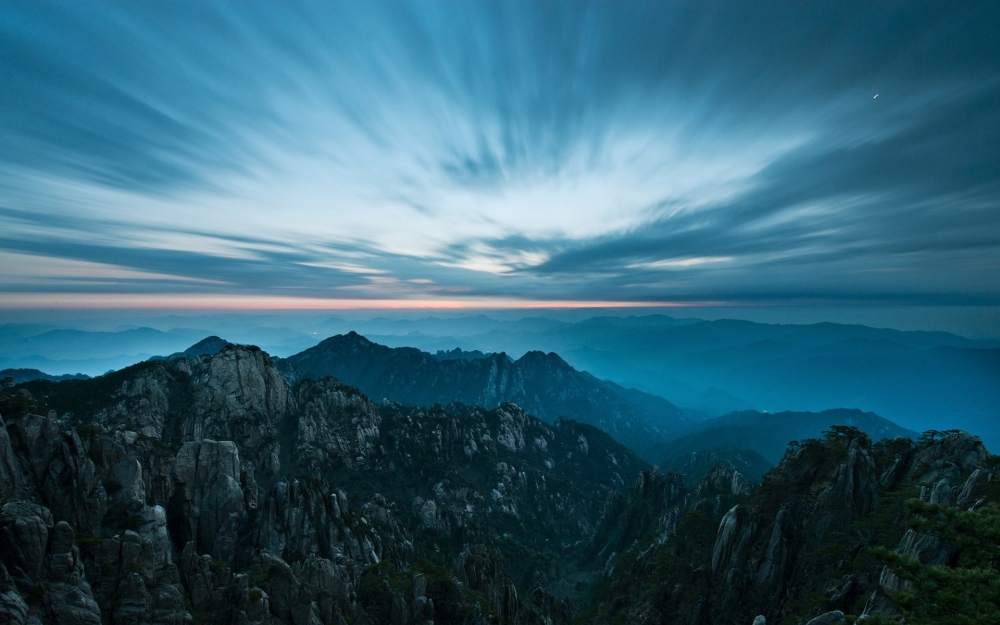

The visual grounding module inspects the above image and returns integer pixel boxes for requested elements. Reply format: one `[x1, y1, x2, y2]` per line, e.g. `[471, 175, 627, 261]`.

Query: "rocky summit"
[1, 341, 998, 625]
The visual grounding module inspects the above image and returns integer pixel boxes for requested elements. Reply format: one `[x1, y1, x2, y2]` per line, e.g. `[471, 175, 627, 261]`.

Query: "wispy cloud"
[0, 1, 998, 308]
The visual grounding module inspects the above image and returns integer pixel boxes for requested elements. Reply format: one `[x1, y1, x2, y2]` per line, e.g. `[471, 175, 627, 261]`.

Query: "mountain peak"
[285, 334, 693, 452]
[183, 335, 231, 357]
[517, 350, 570, 367]
[329, 331, 375, 346]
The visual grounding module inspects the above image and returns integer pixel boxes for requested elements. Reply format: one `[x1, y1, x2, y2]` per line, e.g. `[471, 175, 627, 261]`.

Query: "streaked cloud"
[0, 1, 998, 308]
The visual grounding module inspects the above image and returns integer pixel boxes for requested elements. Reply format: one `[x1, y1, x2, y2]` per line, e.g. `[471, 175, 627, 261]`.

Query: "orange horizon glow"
[0, 292, 724, 311]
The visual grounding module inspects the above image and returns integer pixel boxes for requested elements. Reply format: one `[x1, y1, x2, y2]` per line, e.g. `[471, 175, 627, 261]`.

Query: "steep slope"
[583, 428, 995, 625]
[283, 331, 697, 452]
[1, 343, 647, 624]
[644, 408, 917, 466]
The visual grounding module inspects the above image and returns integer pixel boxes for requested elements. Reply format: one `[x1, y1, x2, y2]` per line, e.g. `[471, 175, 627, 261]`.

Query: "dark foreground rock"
[2, 344, 645, 624]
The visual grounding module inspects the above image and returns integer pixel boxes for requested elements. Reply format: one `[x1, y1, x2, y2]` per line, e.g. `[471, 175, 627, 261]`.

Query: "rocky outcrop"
[6, 412, 107, 535]
[92, 366, 174, 439]
[92, 529, 188, 625]
[183, 347, 291, 477]
[813, 438, 879, 541]
[0, 413, 29, 503]
[246, 477, 412, 576]
[860, 432, 994, 618]
[456, 545, 519, 624]
[707, 429, 883, 622]
[956, 468, 991, 509]
[294, 378, 382, 474]
[0, 341, 647, 625]
[0, 501, 102, 625]
[583, 468, 686, 564]
[169, 440, 249, 562]
[81, 346, 294, 477]
[906, 431, 989, 484]
[696, 464, 753, 498]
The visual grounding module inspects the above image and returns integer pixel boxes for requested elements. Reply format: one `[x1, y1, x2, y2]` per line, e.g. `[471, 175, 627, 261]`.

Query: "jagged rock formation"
[581, 468, 687, 566]
[4, 338, 997, 625]
[582, 427, 999, 625]
[1, 342, 645, 624]
[282, 331, 699, 453]
[0, 502, 102, 625]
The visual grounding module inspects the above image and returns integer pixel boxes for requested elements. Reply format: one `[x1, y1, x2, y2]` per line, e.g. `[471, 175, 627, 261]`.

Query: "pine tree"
[871, 500, 1000, 625]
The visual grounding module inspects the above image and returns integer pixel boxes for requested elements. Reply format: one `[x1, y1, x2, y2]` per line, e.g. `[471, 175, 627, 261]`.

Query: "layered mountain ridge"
[282, 332, 700, 454]
[4, 314, 997, 449]
[645, 408, 918, 466]
[0, 342, 646, 624]
[2, 338, 996, 624]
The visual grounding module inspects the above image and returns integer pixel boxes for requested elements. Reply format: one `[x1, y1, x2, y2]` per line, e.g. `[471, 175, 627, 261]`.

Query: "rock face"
[582, 426, 997, 625]
[813, 438, 879, 541]
[0, 342, 646, 624]
[183, 347, 289, 477]
[170, 440, 248, 561]
[906, 431, 989, 484]
[293, 378, 382, 473]
[283, 331, 699, 452]
[704, 430, 884, 621]
[0, 501, 102, 625]
[583, 468, 687, 564]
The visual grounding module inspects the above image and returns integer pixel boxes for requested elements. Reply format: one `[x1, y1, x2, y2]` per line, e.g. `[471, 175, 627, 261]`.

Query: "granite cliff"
[0, 343, 644, 624]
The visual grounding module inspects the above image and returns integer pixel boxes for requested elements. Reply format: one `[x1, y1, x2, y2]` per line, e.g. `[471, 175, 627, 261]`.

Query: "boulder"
[108, 458, 146, 505]
[956, 469, 990, 509]
[0, 500, 53, 583]
[805, 610, 846, 625]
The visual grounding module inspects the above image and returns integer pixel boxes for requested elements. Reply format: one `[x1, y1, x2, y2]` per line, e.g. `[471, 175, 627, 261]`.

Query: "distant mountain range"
[3, 331, 933, 464]
[644, 408, 918, 467]
[281, 331, 701, 453]
[348, 314, 998, 446]
[4, 312, 996, 448]
[0, 368, 89, 384]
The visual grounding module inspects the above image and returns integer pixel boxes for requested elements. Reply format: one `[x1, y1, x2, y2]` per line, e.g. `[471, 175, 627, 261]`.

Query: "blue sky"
[1, 1, 999, 318]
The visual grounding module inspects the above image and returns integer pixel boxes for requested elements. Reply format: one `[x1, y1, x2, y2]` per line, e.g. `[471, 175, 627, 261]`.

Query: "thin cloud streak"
[0, 292, 707, 311]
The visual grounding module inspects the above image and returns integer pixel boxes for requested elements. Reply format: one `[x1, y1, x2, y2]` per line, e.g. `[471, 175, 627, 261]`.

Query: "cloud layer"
[1, 1, 998, 307]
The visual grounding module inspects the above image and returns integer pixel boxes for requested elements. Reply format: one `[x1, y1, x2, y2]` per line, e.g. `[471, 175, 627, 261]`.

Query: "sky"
[1, 1, 999, 332]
